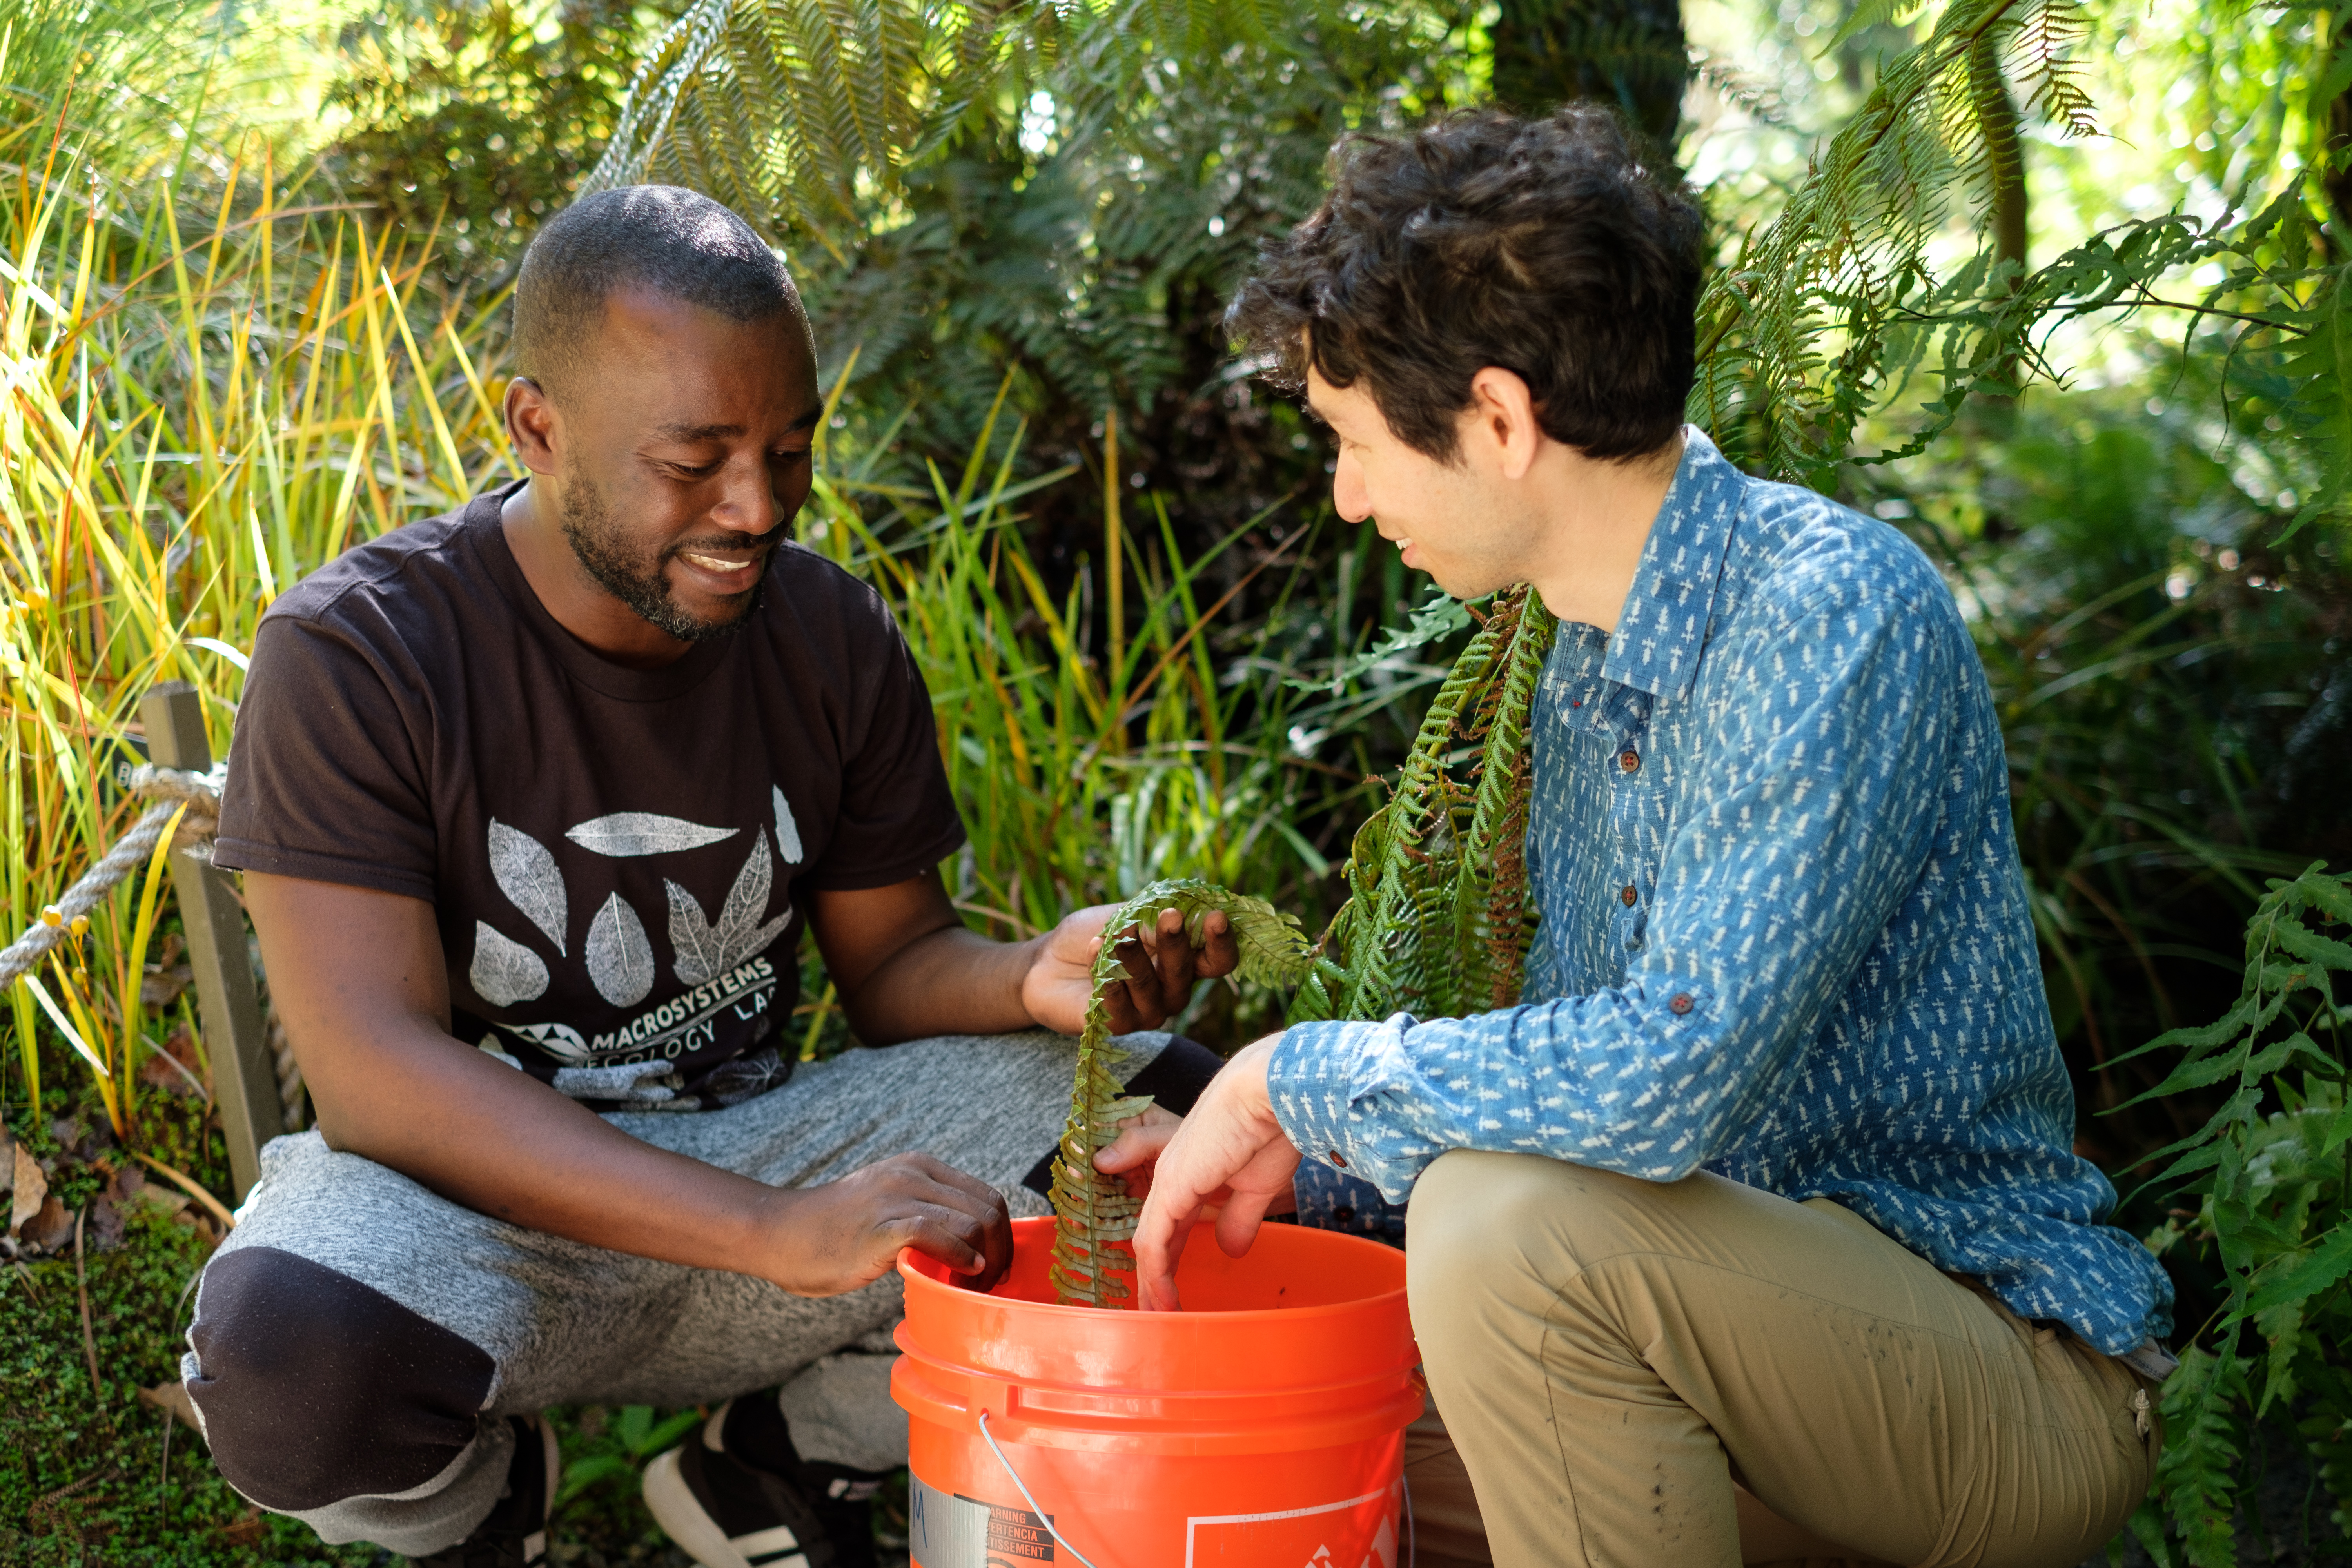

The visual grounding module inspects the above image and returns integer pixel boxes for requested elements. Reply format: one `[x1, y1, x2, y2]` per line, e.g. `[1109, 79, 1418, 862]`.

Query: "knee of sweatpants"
[186, 1244, 496, 1512]
[1120, 1033, 1224, 1116]
[1405, 1150, 1656, 1346]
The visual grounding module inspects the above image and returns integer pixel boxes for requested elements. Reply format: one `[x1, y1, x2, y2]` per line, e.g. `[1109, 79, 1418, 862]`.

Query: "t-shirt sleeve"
[799, 590, 966, 891]
[211, 612, 439, 901]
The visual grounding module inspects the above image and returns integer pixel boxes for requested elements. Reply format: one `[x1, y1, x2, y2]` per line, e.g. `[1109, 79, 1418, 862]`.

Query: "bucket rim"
[896, 1214, 1410, 1324]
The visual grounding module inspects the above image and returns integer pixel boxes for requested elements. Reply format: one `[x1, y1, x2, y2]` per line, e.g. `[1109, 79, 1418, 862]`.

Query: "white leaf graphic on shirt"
[772, 787, 803, 864]
[586, 892, 655, 1007]
[469, 922, 549, 1007]
[564, 813, 737, 858]
[488, 819, 568, 955]
[666, 830, 791, 985]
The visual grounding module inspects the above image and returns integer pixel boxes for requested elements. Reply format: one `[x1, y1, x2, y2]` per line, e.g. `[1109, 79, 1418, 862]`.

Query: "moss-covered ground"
[0, 1086, 924, 1566]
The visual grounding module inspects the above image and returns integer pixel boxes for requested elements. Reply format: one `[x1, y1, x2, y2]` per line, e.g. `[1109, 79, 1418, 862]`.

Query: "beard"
[557, 472, 768, 642]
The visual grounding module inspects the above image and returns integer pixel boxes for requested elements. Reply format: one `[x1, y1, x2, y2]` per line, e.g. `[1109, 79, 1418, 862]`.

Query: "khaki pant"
[1398, 1151, 2159, 1568]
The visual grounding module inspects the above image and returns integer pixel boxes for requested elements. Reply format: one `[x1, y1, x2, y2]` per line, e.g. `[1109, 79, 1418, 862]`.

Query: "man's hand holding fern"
[1019, 905, 1240, 1036]
[1106, 1035, 1299, 1311]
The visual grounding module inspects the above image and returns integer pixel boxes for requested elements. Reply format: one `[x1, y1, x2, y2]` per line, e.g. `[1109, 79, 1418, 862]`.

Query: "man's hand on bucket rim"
[767, 1151, 1013, 1296]
[1116, 1035, 1300, 1311]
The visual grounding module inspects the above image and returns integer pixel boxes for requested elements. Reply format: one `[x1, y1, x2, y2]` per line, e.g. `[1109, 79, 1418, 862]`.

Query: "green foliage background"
[1, 0, 2350, 1563]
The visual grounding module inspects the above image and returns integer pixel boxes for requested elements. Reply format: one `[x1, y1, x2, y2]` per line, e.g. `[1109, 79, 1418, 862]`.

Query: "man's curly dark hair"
[1228, 104, 1704, 463]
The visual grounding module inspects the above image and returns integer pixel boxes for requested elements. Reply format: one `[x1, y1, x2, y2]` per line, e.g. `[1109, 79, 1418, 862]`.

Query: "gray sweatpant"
[181, 1030, 1169, 1557]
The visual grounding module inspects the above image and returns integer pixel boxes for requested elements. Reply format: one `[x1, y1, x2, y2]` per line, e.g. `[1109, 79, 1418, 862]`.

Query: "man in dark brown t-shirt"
[220, 480, 967, 1105]
[178, 185, 1235, 1568]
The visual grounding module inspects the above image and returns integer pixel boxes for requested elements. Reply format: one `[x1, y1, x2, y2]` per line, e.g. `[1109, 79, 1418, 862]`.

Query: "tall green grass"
[0, 133, 513, 1134]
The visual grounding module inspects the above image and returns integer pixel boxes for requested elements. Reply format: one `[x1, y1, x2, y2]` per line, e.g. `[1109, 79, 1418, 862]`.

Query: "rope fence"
[6, 760, 313, 1138]
[0, 764, 227, 992]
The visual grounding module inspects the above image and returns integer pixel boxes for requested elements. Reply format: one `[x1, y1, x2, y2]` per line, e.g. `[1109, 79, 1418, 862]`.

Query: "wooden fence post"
[140, 682, 276, 1202]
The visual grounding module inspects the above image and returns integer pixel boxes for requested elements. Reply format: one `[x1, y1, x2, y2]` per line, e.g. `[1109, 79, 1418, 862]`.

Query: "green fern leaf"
[1049, 878, 1312, 1307]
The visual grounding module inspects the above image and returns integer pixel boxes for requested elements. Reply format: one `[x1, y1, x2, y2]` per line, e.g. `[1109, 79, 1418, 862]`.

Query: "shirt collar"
[1598, 425, 1745, 701]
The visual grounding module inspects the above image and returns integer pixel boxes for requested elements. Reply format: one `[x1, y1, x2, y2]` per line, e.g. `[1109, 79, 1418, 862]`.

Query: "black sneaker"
[414, 1413, 556, 1567]
[642, 1395, 882, 1568]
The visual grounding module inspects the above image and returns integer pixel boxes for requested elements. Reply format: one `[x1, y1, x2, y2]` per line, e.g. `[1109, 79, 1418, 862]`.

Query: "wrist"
[1261, 1020, 1389, 1185]
[1236, 1031, 1281, 1092]
[721, 1174, 808, 1282]
[1010, 929, 1055, 1026]
[848, 925, 1040, 1042]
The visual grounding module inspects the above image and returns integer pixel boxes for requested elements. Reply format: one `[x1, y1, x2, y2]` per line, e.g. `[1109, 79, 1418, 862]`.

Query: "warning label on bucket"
[909, 1474, 1054, 1566]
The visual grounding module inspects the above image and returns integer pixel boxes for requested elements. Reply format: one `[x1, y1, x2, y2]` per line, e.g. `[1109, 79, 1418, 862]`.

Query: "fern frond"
[2151, 1343, 2245, 1567]
[1688, 0, 2111, 483]
[1045, 588, 1553, 1304]
[1049, 878, 1312, 1307]
[1294, 584, 1555, 1029]
[2278, 265, 2352, 543]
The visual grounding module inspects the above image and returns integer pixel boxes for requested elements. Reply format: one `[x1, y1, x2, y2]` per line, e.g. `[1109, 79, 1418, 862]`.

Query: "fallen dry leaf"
[140, 962, 194, 1009]
[86, 1196, 124, 1252]
[10, 1142, 47, 1235]
[20, 1195, 73, 1253]
[139, 1379, 202, 1433]
[139, 1024, 211, 1098]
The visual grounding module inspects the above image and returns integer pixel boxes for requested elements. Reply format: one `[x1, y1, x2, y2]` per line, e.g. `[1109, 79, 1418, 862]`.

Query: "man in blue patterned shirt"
[1110, 106, 2174, 1568]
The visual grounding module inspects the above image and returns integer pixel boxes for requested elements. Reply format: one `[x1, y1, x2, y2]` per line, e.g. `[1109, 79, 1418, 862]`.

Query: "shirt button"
[1618, 749, 1641, 773]
[1668, 993, 1695, 1015]
[1328, 1150, 1348, 1169]
[1333, 1205, 1356, 1224]
[1620, 884, 1638, 906]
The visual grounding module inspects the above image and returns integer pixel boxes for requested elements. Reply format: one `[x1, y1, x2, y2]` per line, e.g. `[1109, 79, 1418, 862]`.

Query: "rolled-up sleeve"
[1269, 577, 1963, 1201]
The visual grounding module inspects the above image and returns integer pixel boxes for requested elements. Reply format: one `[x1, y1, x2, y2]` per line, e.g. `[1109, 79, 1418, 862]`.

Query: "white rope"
[0, 763, 225, 991]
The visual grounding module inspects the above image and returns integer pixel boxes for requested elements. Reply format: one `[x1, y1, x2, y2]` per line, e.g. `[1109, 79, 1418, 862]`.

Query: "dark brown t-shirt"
[214, 486, 964, 1101]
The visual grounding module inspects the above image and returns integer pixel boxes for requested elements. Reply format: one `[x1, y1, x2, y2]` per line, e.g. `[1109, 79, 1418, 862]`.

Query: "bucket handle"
[973, 1408, 1419, 1568]
[976, 1408, 1109, 1568]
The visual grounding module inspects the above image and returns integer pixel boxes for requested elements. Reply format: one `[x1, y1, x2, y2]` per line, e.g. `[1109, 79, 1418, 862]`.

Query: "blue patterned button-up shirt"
[1271, 426, 2172, 1356]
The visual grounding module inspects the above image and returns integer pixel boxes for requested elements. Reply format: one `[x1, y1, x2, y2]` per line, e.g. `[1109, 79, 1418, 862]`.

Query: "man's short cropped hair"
[1228, 104, 1704, 463]
[513, 185, 805, 402]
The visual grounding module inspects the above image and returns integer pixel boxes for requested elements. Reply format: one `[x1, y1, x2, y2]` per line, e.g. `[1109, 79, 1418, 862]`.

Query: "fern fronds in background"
[1688, 0, 2352, 543]
[2116, 864, 2352, 1565]
[588, 0, 995, 246]
[1690, 0, 2102, 486]
[1049, 879, 1312, 1307]
[578, 0, 1474, 465]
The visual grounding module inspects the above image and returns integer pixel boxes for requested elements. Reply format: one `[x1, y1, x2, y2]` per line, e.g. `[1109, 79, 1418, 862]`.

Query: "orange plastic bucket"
[893, 1214, 1423, 1568]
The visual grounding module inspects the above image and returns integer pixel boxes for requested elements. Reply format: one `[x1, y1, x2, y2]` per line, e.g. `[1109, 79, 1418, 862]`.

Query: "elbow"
[831, 991, 898, 1047]
[304, 1080, 379, 1157]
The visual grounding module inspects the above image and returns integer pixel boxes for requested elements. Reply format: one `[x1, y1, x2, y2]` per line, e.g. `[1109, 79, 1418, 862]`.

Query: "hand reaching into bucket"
[1111, 1036, 1302, 1311]
[770, 1152, 1013, 1296]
